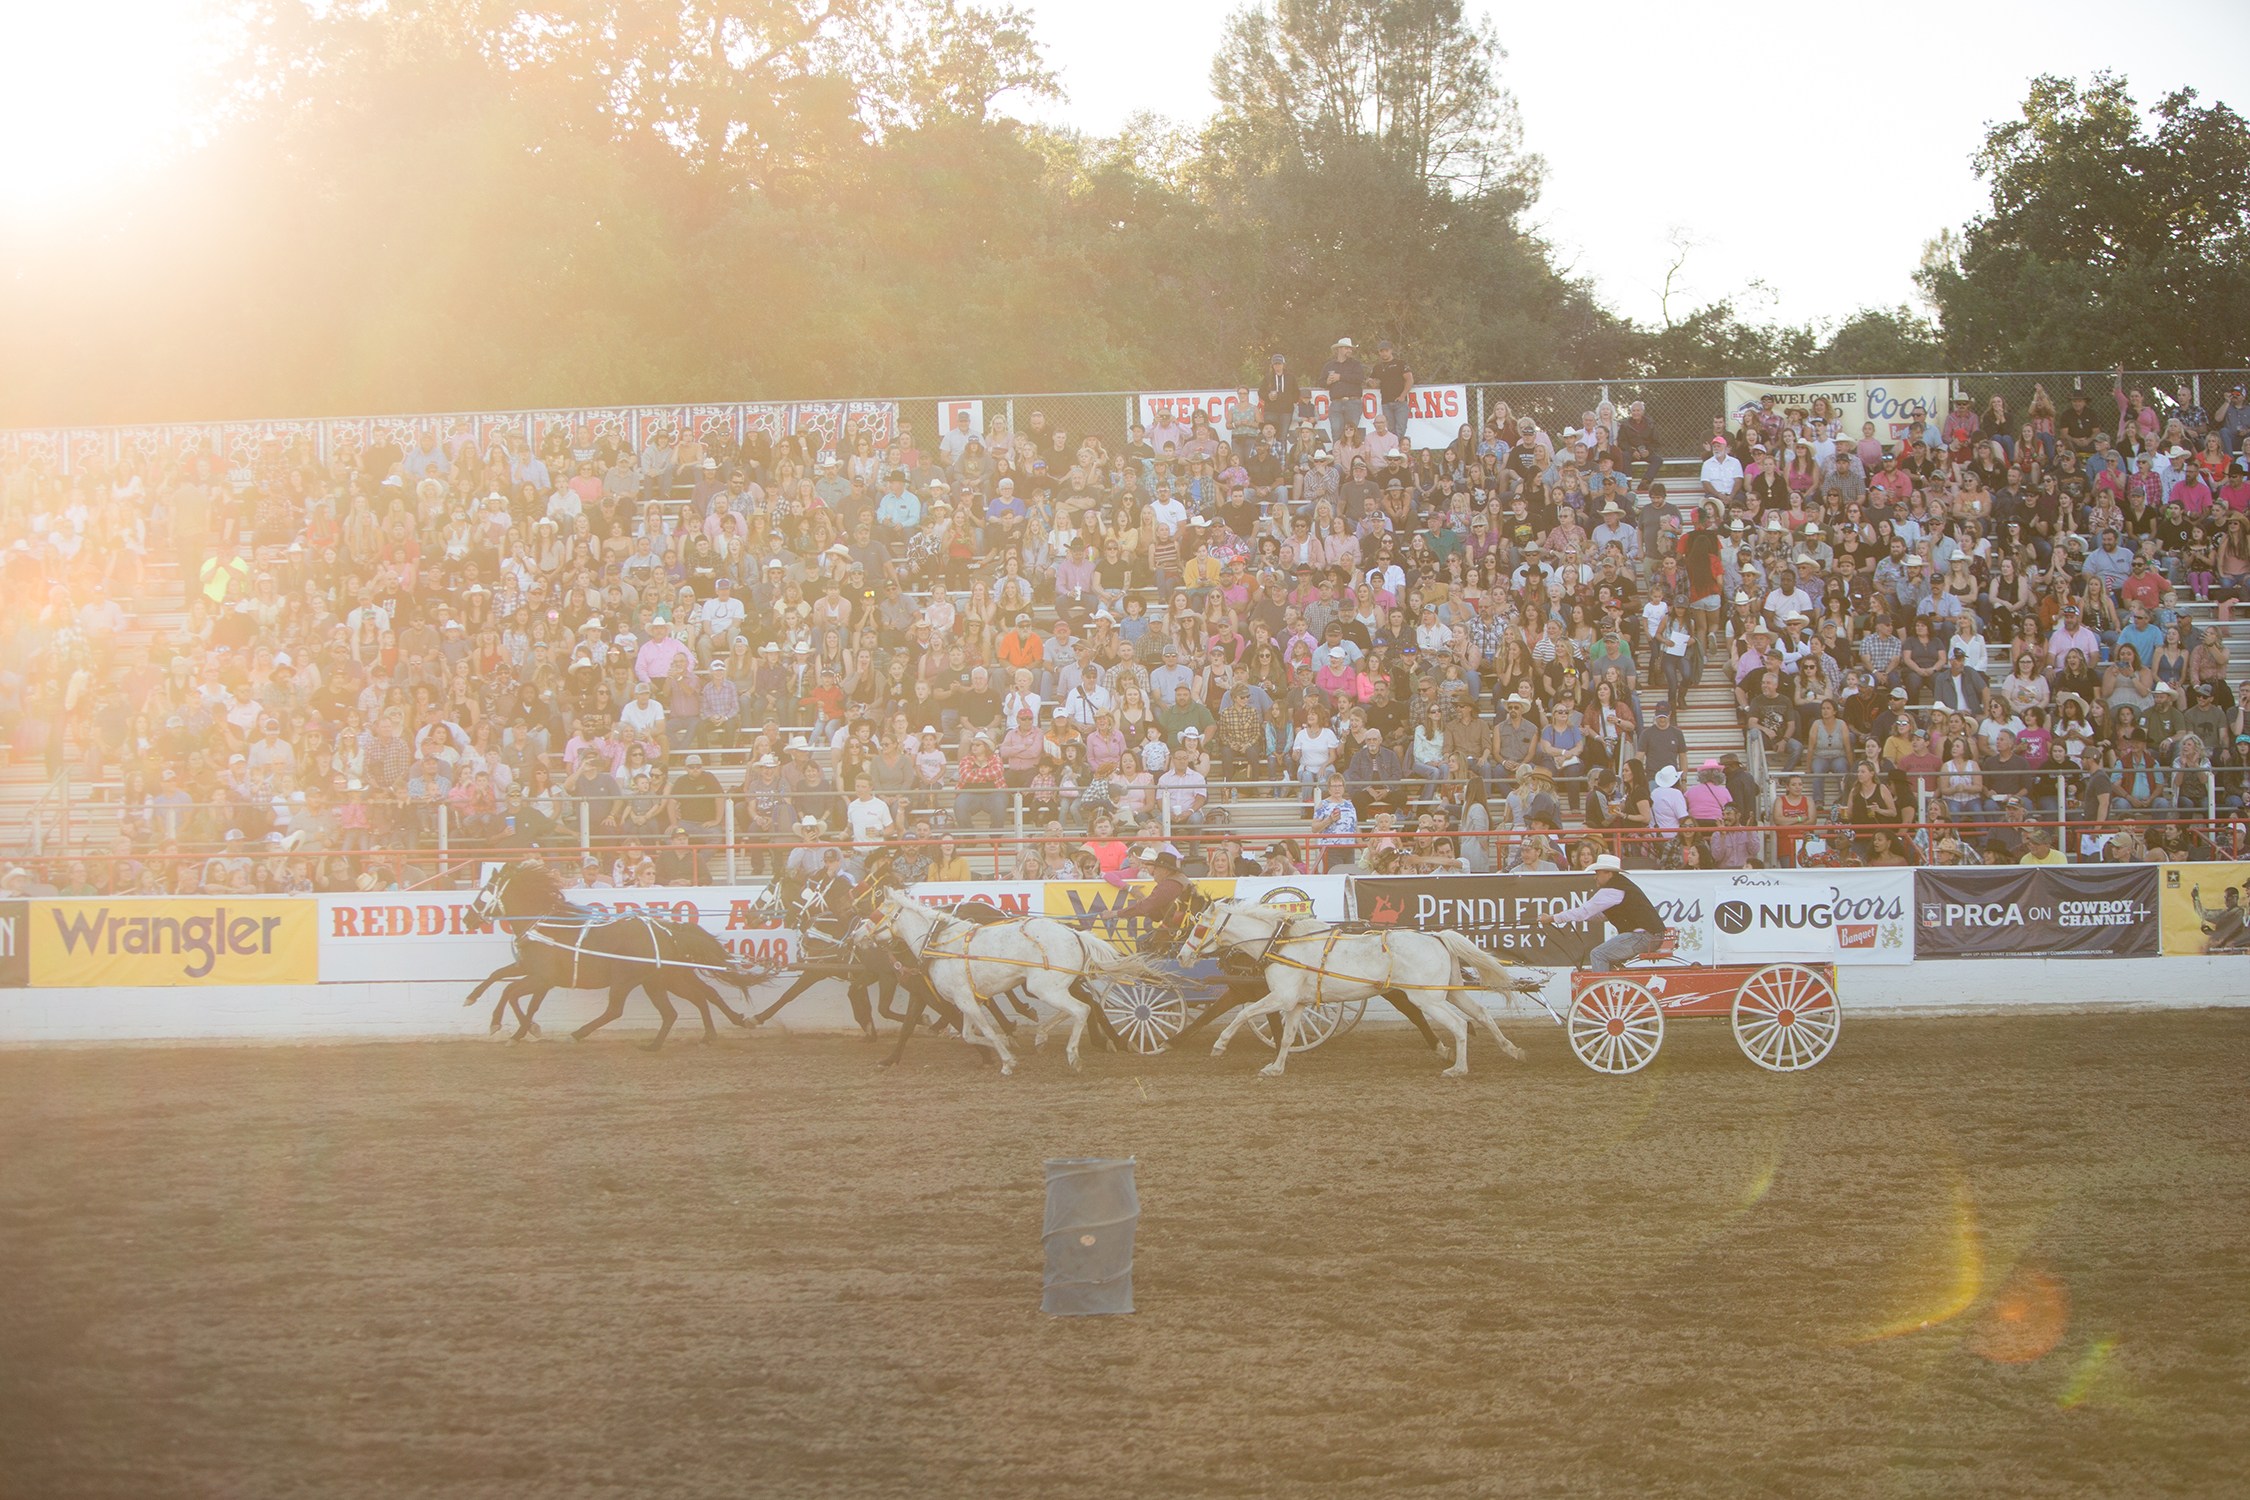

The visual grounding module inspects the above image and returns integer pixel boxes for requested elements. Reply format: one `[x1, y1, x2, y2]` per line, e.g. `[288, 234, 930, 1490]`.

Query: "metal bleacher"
[6, 458, 1760, 871]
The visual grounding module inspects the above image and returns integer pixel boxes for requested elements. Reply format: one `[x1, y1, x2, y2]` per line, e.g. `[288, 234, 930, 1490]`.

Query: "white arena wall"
[0, 874, 2238, 1047]
[0, 961, 2241, 1047]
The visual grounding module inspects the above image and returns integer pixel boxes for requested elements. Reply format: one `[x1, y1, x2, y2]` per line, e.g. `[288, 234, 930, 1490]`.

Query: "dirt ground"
[1, 1009, 2246, 1500]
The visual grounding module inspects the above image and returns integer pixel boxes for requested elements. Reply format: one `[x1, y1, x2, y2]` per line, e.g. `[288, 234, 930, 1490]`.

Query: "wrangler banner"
[1915, 867, 2158, 957]
[32, 899, 320, 987]
[2158, 863, 2250, 956]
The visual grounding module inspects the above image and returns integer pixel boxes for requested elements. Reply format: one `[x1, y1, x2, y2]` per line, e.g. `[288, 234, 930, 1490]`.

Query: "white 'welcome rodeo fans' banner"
[1137, 386, 1472, 451]
[1722, 378, 1949, 447]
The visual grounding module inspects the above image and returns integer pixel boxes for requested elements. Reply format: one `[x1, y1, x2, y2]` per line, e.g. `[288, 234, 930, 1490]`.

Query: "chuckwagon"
[1083, 950, 1368, 1055]
[1562, 930, 1840, 1075]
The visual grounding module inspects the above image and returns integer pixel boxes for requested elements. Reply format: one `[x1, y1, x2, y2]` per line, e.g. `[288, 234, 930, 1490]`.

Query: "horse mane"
[507, 861, 571, 913]
[1221, 899, 1330, 938]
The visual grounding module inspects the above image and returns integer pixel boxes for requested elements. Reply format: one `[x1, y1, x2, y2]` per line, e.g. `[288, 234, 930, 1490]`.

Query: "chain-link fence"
[8, 371, 2245, 476]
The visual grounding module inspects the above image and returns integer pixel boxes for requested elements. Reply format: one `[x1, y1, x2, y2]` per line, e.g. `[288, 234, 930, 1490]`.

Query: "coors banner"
[1915, 866, 2159, 958]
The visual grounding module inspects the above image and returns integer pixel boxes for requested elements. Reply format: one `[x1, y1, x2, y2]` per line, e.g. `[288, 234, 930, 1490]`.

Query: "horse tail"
[1436, 930, 1536, 996]
[665, 920, 773, 988]
[1073, 934, 1174, 989]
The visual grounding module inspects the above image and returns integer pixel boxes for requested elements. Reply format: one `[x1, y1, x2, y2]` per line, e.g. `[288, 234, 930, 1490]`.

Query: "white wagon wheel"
[1250, 996, 1368, 1051]
[1731, 963, 1840, 1072]
[1568, 977, 1664, 1075]
[1093, 977, 1190, 1055]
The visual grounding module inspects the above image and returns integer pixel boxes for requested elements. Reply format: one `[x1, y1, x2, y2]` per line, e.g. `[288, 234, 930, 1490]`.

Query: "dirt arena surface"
[2, 1010, 2245, 1500]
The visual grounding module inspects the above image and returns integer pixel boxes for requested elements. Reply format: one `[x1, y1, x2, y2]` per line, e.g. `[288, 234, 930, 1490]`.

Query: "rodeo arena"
[3, 365, 2248, 1495]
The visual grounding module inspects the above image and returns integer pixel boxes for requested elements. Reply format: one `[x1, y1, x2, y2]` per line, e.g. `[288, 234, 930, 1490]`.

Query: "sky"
[7, 1, 2248, 334]
[1018, 0, 2250, 330]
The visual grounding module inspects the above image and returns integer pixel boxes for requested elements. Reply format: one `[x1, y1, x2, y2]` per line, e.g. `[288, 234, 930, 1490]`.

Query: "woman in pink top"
[1682, 761, 1733, 826]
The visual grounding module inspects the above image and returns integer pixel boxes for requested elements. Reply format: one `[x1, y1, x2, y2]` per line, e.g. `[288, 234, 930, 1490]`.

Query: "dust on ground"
[2, 1011, 2245, 1499]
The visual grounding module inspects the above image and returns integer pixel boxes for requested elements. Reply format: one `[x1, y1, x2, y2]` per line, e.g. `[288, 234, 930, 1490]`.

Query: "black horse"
[464, 861, 777, 1048]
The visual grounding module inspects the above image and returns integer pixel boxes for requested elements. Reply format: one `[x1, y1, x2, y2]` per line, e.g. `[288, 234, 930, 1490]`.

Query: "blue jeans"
[1382, 401, 1408, 441]
[953, 790, 1009, 828]
[1328, 405, 1356, 443]
[1590, 930, 1660, 970]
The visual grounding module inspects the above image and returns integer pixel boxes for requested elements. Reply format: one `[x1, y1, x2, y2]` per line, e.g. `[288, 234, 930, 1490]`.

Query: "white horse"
[1183, 899, 1534, 1078]
[862, 889, 1172, 1075]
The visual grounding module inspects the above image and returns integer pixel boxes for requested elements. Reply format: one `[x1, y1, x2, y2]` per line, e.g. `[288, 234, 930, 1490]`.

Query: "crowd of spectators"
[1, 350, 2246, 893]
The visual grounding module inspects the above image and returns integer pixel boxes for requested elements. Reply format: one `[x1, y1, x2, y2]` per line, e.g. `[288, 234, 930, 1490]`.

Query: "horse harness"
[888, 903, 1099, 1009]
[1218, 911, 1491, 1002]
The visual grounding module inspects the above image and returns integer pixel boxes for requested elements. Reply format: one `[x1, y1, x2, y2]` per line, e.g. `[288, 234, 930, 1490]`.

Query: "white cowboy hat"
[1591, 853, 1623, 873]
[1332, 336, 1355, 349]
[1654, 765, 1681, 789]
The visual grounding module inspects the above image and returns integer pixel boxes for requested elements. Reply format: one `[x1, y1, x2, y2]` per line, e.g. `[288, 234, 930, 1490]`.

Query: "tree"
[1211, 0, 1531, 199]
[1917, 73, 2250, 370]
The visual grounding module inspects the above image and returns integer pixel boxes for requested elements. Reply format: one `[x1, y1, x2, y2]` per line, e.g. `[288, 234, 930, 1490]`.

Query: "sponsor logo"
[1258, 885, 1316, 915]
[1716, 901, 1753, 934]
[34, 900, 319, 986]
[330, 902, 499, 938]
[1837, 924, 1878, 949]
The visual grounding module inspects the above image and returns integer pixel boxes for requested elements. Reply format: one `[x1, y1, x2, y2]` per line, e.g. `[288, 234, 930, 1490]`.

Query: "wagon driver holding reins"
[1537, 852, 1668, 970]
[1112, 845, 1195, 954]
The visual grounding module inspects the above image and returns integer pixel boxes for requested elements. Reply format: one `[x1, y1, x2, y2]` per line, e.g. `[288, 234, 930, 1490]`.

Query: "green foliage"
[1917, 73, 2250, 369]
[3, 15, 2233, 429]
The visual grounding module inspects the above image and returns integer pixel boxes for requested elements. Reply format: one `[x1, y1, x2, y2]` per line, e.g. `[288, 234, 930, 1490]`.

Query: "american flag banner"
[118, 427, 169, 466]
[843, 399, 899, 446]
[632, 407, 683, 450]
[317, 417, 369, 463]
[740, 403, 793, 443]
[526, 410, 577, 451]
[683, 405, 740, 447]
[64, 429, 115, 476]
[575, 407, 634, 445]
[165, 423, 230, 468]
[0, 429, 63, 471]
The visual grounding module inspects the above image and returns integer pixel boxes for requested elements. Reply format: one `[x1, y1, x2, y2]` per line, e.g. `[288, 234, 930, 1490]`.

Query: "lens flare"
[1848, 1172, 1983, 1344]
[1965, 1262, 2071, 1364]
[2059, 1336, 2120, 1409]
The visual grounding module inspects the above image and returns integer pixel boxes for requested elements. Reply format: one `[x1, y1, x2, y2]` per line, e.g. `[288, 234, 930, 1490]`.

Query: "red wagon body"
[1562, 932, 1840, 1074]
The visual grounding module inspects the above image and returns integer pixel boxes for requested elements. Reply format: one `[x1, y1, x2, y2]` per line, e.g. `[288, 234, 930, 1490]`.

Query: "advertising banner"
[32, 899, 320, 987]
[317, 887, 804, 984]
[936, 399, 986, 446]
[1042, 876, 1348, 949]
[1137, 388, 1246, 435]
[0, 900, 27, 988]
[1353, 869, 1912, 966]
[1915, 867, 2159, 957]
[2158, 862, 2250, 955]
[316, 877, 1351, 986]
[1637, 869, 1913, 965]
[1723, 378, 1948, 448]
[1352, 873, 1595, 965]
[1139, 385, 1471, 453]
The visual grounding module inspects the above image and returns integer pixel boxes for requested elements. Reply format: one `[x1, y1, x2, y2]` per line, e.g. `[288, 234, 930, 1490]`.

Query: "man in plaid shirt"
[699, 669, 741, 749]
[1857, 615, 1905, 692]
[1465, 595, 1510, 666]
